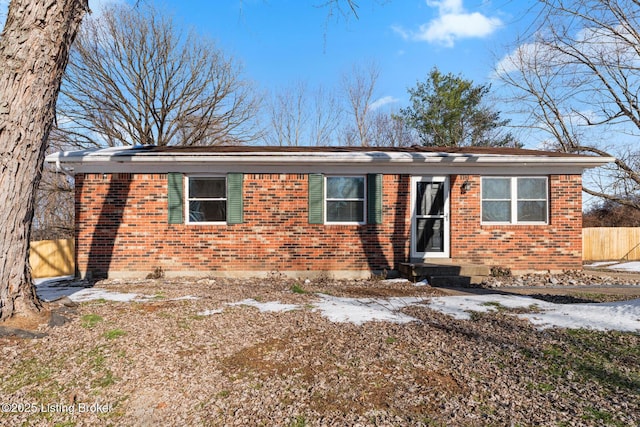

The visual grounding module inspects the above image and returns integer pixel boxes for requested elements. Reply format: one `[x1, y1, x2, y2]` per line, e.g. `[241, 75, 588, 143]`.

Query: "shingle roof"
[137, 144, 581, 157]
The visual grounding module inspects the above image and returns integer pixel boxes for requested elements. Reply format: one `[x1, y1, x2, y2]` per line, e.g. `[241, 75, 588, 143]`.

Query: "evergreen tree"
[399, 67, 517, 147]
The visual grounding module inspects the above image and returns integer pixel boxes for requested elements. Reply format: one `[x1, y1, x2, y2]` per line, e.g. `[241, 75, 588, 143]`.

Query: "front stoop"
[399, 262, 491, 286]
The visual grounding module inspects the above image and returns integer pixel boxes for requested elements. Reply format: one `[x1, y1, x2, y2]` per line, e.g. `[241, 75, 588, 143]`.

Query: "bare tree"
[310, 85, 343, 146]
[265, 81, 310, 147]
[369, 111, 416, 147]
[341, 62, 380, 146]
[32, 128, 75, 242]
[265, 81, 342, 146]
[56, 3, 260, 148]
[267, 66, 399, 147]
[0, 0, 88, 321]
[0, 0, 359, 321]
[32, 164, 74, 241]
[318, 0, 361, 18]
[583, 197, 640, 227]
[496, 0, 640, 209]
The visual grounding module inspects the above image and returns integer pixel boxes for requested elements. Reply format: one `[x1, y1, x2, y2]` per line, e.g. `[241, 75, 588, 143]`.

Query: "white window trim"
[481, 176, 549, 225]
[185, 175, 227, 225]
[324, 175, 367, 225]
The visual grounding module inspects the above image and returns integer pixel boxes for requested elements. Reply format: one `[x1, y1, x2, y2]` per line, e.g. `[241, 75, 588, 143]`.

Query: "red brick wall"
[75, 172, 583, 278]
[449, 174, 583, 271]
[75, 173, 411, 278]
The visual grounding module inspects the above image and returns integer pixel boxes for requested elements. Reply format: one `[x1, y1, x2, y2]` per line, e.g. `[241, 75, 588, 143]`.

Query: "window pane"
[189, 200, 226, 222]
[416, 218, 444, 252]
[482, 178, 510, 199]
[416, 182, 444, 216]
[326, 177, 364, 199]
[517, 201, 547, 222]
[189, 178, 226, 198]
[482, 201, 511, 222]
[518, 178, 546, 199]
[327, 201, 364, 222]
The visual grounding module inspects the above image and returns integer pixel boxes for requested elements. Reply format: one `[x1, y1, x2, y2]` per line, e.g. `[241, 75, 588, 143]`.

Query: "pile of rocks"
[480, 269, 640, 288]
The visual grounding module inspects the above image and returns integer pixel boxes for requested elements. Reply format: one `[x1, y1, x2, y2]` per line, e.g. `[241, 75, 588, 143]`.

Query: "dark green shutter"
[367, 174, 383, 224]
[168, 173, 183, 224]
[308, 173, 324, 224]
[227, 173, 244, 224]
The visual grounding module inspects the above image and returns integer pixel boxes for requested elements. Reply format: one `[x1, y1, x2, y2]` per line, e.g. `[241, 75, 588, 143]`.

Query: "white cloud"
[395, 0, 502, 47]
[369, 95, 399, 111]
[417, 11, 502, 47]
[427, 0, 463, 15]
[493, 41, 572, 82]
[496, 23, 640, 80]
[493, 42, 541, 77]
[391, 24, 410, 40]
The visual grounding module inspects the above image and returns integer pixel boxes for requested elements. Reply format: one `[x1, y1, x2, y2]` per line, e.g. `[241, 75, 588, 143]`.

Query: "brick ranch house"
[46, 145, 612, 279]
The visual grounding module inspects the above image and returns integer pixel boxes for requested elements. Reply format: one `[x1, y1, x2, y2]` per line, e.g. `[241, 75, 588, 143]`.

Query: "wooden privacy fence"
[583, 227, 640, 261]
[29, 239, 75, 278]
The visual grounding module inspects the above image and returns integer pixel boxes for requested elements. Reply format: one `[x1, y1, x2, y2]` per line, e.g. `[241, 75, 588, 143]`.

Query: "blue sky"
[151, 0, 530, 108]
[0, 0, 532, 124]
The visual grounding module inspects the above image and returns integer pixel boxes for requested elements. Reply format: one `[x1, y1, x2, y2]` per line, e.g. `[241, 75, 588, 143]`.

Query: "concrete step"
[399, 262, 491, 279]
[428, 275, 487, 287]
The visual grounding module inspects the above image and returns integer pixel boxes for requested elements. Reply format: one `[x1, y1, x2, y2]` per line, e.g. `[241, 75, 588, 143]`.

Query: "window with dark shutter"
[367, 174, 382, 224]
[227, 173, 244, 224]
[168, 173, 183, 224]
[308, 174, 324, 224]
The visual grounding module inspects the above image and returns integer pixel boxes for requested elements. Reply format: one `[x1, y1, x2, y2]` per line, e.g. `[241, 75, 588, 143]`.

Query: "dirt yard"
[1, 274, 639, 426]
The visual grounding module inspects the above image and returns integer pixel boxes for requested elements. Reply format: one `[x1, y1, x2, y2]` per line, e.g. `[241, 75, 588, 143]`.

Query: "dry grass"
[0, 277, 638, 426]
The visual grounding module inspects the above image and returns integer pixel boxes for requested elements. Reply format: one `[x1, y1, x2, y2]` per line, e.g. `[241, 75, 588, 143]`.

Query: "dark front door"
[411, 176, 449, 258]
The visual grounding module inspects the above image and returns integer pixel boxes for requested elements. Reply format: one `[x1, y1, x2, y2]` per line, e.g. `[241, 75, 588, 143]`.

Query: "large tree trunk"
[0, 0, 88, 321]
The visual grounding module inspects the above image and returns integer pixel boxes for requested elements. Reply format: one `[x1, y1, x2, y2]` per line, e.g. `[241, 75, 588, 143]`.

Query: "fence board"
[29, 239, 75, 278]
[582, 227, 640, 261]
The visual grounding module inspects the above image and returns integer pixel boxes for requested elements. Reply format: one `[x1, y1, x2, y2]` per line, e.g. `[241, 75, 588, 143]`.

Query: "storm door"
[411, 176, 450, 259]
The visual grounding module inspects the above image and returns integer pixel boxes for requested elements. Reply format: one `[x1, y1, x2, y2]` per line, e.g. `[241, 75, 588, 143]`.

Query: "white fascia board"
[45, 149, 615, 175]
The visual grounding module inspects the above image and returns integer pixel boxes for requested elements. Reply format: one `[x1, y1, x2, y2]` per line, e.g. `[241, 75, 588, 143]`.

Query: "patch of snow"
[413, 279, 429, 287]
[34, 276, 74, 286]
[197, 308, 224, 316]
[35, 276, 79, 301]
[380, 278, 411, 284]
[584, 261, 618, 268]
[228, 298, 299, 313]
[586, 260, 640, 273]
[425, 294, 640, 332]
[605, 261, 640, 272]
[36, 278, 149, 302]
[37, 285, 84, 302]
[521, 299, 640, 331]
[34, 276, 640, 331]
[313, 294, 425, 325]
[68, 288, 142, 303]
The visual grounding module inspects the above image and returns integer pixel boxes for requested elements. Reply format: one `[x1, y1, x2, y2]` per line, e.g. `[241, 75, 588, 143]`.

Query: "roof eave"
[45, 150, 615, 170]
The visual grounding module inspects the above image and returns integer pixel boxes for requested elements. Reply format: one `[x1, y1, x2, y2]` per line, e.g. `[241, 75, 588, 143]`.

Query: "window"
[187, 176, 226, 223]
[482, 177, 548, 224]
[325, 176, 365, 223]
